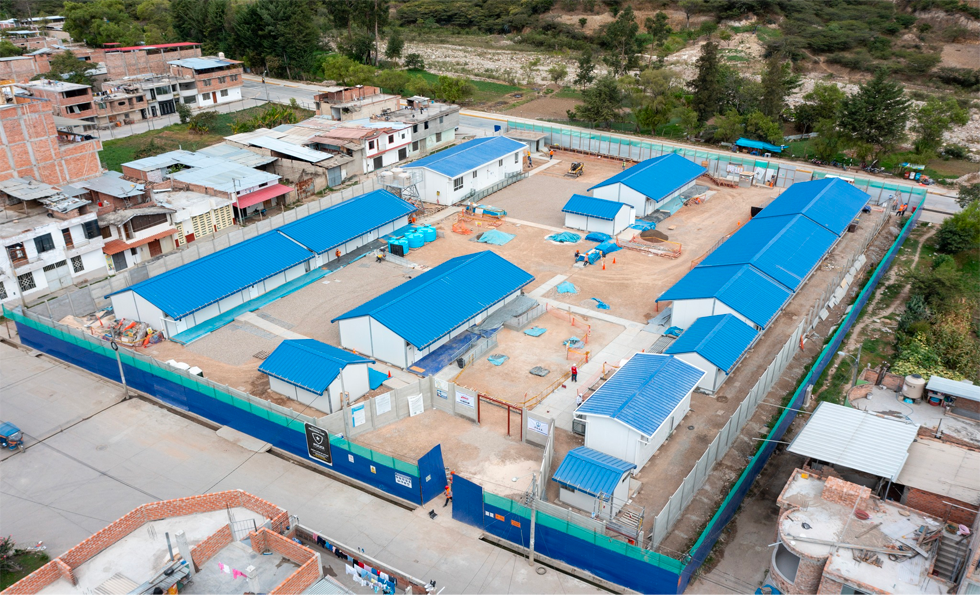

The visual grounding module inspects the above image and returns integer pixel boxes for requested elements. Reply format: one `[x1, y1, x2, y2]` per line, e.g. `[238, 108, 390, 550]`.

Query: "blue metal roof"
[561, 194, 630, 221]
[405, 136, 526, 178]
[258, 339, 373, 394]
[735, 137, 785, 153]
[577, 353, 704, 437]
[331, 251, 534, 350]
[551, 447, 636, 500]
[587, 153, 706, 201]
[756, 178, 869, 236]
[113, 232, 313, 321]
[277, 190, 416, 254]
[657, 264, 792, 329]
[699, 214, 838, 291]
[664, 314, 758, 373]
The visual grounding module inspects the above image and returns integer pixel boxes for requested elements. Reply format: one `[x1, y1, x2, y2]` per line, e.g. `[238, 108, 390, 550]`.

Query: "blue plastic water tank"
[406, 232, 424, 249]
[421, 226, 437, 243]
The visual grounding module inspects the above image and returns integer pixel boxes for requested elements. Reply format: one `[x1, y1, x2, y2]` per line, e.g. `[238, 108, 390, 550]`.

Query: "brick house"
[167, 56, 244, 110]
[16, 79, 96, 122]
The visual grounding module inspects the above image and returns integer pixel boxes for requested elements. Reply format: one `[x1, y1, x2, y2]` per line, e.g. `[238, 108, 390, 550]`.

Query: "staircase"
[932, 533, 969, 582]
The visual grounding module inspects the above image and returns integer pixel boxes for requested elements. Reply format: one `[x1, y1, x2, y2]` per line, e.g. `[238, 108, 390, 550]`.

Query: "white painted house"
[589, 153, 706, 217]
[575, 353, 704, 470]
[561, 193, 634, 236]
[405, 136, 525, 205]
[664, 314, 758, 392]
[258, 339, 373, 414]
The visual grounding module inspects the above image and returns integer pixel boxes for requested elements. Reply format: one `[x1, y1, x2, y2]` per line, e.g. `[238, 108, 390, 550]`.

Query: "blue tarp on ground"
[592, 298, 611, 310]
[595, 241, 622, 255]
[556, 281, 578, 294]
[476, 229, 516, 245]
[524, 327, 547, 337]
[368, 368, 388, 390]
[564, 337, 585, 349]
[664, 326, 683, 337]
[630, 220, 656, 231]
[488, 354, 509, 366]
[547, 232, 581, 243]
[584, 232, 611, 242]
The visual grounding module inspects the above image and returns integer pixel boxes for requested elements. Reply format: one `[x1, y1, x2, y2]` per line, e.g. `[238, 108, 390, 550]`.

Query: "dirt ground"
[941, 43, 980, 69]
[539, 149, 633, 187]
[454, 314, 623, 404]
[505, 97, 582, 121]
[481, 172, 590, 229]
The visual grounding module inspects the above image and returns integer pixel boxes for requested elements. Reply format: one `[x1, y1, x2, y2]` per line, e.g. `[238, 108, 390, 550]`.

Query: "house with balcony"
[0, 176, 106, 304]
[97, 206, 177, 273]
[302, 118, 411, 174]
[167, 56, 243, 110]
[378, 96, 460, 159]
[100, 73, 183, 118]
[16, 79, 95, 122]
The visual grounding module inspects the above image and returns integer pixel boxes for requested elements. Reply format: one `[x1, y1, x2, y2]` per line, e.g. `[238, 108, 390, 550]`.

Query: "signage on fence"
[375, 393, 391, 416]
[435, 378, 449, 400]
[395, 472, 413, 488]
[408, 393, 424, 417]
[455, 387, 476, 408]
[726, 164, 743, 174]
[304, 423, 332, 465]
[351, 403, 366, 427]
[527, 417, 549, 436]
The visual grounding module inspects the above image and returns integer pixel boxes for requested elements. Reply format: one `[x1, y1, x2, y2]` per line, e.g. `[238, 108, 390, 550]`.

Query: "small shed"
[925, 376, 980, 417]
[561, 194, 635, 236]
[503, 129, 548, 153]
[589, 153, 706, 217]
[258, 339, 374, 414]
[575, 353, 704, 470]
[664, 314, 758, 392]
[551, 447, 636, 520]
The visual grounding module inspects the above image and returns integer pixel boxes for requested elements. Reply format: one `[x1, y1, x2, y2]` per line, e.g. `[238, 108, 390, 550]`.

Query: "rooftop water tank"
[902, 374, 925, 400]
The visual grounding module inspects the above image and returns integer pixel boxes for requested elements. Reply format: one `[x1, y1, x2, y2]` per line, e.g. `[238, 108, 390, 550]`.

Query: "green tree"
[579, 17, 587, 28]
[634, 67, 679, 130]
[63, 0, 143, 47]
[713, 108, 745, 142]
[957, 183, 980, 209]
[840, 69, 911, 161]
[404, 53, 425, 70]
[375, 69, 410, 94]
[435, 75, 475, 103]
[913, 97, 969, 155]
[935, 202, 980, 254]
[744, 109, 783, 144]
[573, 76, 622, 127]
[385, 28, 405, 60]
[41, 51, 94, 86]
[759, 55, 799, 119]
[600, 6, 641, 76]
[548, 63, 568, 86]
[810, 118, 846, 161]
[136, 0, 174, 44]
[318, 54, 375, 85]
[406, 74, 431, 96]
[175, 101, 191, 124]
[688, 41, 722, 123]
[672, 106, 700, 138]
[574, 49, 597, 86]
[0, 40, 22, 57]
[230, 0, 322, 79]
[644, 11, 672, 49]
[793, 82, 846, 133]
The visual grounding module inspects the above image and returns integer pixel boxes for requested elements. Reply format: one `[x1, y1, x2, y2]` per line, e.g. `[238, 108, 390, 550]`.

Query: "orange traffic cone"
[612, 257, 616, 264]
[602, 259, 606, 270]
[387, 370, 392, 378]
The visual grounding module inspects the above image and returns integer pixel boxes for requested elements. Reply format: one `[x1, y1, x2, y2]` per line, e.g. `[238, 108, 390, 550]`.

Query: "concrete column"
[174, 530, 194, 576]
[246, 565, 260, 594]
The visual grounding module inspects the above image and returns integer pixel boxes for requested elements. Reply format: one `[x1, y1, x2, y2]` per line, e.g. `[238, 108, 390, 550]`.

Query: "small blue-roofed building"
[575, 353, 704, 469]
[108, 232, 314, 338]
[259, 339, 374, 413]
[277, 189, 416, 266]
[754, 178, 869, 236]
[589, 153, 706, 217]
[552, 447, 637, 520]
[664, 314, 758, 392]
[332, 250, 534, 369]
[561, 194, 635, 236]
[404, 136, 526, 205]
[657, 264, 792, 331]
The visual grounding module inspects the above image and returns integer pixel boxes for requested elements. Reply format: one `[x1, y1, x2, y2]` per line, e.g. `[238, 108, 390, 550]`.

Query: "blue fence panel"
[678, 205, 923, 591]
[482, 499, 531, 548]
[450, 475, 484, 528]
[417, 444, 446, 503]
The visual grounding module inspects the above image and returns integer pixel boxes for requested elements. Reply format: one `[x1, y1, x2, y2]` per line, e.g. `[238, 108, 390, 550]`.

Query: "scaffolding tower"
[379, 168, 423, 207]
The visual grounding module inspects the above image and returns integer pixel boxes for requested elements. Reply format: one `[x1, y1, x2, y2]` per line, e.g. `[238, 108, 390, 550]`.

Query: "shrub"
[404, 53, 425, 70]
[175, 102, 191, 124]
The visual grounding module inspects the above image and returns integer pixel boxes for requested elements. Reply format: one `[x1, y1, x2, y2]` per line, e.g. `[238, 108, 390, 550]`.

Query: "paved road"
[0, 341, 599, 594]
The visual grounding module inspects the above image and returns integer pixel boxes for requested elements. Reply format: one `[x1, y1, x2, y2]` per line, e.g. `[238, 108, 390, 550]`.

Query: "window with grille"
[174, 222, 186, 246]
[34, 233, 54, 253]
[82, 220, 101, 239]
[453, 177, 463, 191]
[220, 89, 228, 97]
[18, 272, 35, 292]
[191, 212, 213, 238]
[0, 281, 6, 300]
[42, 260, 67, 273]
[62, 228, 74, 247]
[412, 141, 419, 151]
[71, 255, 83, 273]
[214, 205, 233, 231]
[130, 213, 168, 232]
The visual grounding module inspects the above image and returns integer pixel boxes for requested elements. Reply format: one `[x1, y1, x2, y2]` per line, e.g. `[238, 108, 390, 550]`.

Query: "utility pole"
[110, 340, 130, 399]
[527, 472, 537, 567]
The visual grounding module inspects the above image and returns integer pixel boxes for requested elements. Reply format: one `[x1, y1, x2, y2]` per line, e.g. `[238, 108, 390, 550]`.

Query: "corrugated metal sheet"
[551, 447, 636, 499]
[577, 353, 704, 437]
[278, 189, 415, 255]
[331, 251, 534, 350]
[895, 440, 980, 505]
[926, 376, 980, 402]
[197, 143, 278, 168]
[78, 173, 144, 198]
[259, 339, 373, 394]
[114, 232, 313, 320]
[699, 214, 837, 291]
[304, 577, 354, 595]
[167, 57, 234, 70]
[787, 403, 918, 480]
[657, 264, 792, 329]
[170, 162, 278, 194]
[246, 135, 333, 163]
[561, 194, 629, 221]
[405, 136, 526, 178]
[756, 178, 869, 236]
[664, 314, 758, 373]
[0, 176, 60, 200]
[587, 153, 706, 201]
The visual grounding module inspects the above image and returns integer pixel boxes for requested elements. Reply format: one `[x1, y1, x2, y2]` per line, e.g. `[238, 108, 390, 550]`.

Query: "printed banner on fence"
[527, 417, 549, 436]
[435, 378, 449, 400]
[455, 387, 476, 408]
[304, 423, 332, 465]
[375, 393, 391, 416]
[351, 403, 366, 427]
[408, 394, 424, 417]
[395, 472, 413, 489]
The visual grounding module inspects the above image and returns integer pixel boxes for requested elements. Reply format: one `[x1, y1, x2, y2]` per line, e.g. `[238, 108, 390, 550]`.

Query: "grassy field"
[407, 69, 523, 104]
[98, 105, 313, 172]
[0, 552, 50, 590]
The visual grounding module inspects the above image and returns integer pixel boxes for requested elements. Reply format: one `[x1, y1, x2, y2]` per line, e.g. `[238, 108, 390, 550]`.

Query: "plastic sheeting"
[476, 229, 516, 245]
[591, 298, 611, 310]
[556, 281, 578, 294]
[630, 220, 656, 231]
[595, 241, 622, 255]
[664, 326, 683, 337]
[563, 337, 585, 349]
[488, 354, 509, 366]
[368, 368, 388, 390]
[584, 232, 612, 242]
[523, 327, 547, 337]
[546, 232, 581, 243]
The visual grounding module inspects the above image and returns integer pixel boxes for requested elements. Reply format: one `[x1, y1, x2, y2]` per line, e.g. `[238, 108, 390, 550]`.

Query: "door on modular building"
[111, 252, 128, 272]
[398, 147, 407, 160]
[373, 156, 383, 170]
[148, 240, 162, 257]
[42, 260, 71, 291]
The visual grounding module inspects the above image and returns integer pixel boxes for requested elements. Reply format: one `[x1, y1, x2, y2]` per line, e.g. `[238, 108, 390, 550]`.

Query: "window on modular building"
[0, 280, 6, 300]
[472, 171, 477, 179]
[515, 153, 519, 163]
[498, 159, 503, 166]
[34, 233, 55, 253]
[369, 140, 375, 150]
[412, 141, 419, 151]
[71, 255, 83, 273]
[62, 228, 74, 247]
[453, 176, 463, 191]
[82, 220, 100, 239]
[388, 135, 394, 143]
[435, 132, 442, 142]
[17, 272, 35, 292]
[220, 89, 228, 97]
